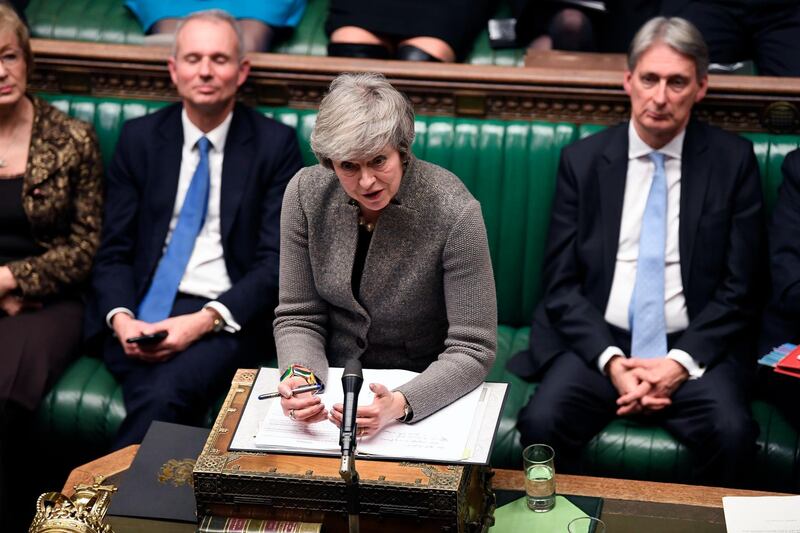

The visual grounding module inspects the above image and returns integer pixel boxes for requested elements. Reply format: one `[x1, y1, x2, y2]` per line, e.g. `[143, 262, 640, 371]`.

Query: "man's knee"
[517, 394, 563, 446]
[708, 408, 757, 456]
[124, 373, 183, 416]
[123, 362, 210, 417]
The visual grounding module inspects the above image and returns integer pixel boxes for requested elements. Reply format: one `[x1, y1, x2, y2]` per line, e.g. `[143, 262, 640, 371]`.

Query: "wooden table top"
[64, 445, 789, 509]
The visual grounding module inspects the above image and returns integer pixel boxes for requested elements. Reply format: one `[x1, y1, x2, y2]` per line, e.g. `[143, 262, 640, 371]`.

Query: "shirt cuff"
[204, 301, 241, 333]
[106, 307, 134, 329]
[667, 349, 706, 379]
[598, 346, 626, 374]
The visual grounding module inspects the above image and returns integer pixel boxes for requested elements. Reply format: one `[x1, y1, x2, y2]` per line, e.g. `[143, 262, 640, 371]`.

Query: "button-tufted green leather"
[25, 0, 525, 66]
[36, 94, 800, 491]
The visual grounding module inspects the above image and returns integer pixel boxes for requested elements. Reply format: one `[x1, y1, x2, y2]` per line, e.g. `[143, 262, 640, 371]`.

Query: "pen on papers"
[258, 383, 323, 400]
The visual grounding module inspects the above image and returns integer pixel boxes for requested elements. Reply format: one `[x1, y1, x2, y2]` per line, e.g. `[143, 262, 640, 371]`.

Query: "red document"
[775, 345, 800, 378]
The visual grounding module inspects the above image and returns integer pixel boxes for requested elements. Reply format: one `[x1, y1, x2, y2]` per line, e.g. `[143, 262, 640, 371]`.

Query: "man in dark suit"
[509, 17, 763, 485]
[90, 9, 303, 448]
[759, 148, 800, 431]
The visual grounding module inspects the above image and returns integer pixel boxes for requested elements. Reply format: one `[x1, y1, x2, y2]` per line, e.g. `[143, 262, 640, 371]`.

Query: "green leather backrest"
[26, 0, 525, 66]
[39, 94, 800, 328]
[742, 133, 800, 213]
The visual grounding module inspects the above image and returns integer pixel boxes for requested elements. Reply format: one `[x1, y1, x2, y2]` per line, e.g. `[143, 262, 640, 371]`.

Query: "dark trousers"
[517, 351, 758, 487]
[758, 368, 800, 432]
[104, 294, 270, 449]
[666, 0, 800, 76]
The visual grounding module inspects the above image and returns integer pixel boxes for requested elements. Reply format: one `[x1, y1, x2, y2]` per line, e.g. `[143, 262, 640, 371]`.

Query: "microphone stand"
[340, 450, 360, 533]
[339, 360, 363, 533]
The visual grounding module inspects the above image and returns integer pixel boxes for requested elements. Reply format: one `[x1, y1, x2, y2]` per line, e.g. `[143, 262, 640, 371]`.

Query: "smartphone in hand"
[126, 330, 168, 345]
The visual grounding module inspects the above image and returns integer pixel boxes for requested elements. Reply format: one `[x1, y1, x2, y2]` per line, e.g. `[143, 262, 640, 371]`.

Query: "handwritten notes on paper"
[253, 367, 483, 462]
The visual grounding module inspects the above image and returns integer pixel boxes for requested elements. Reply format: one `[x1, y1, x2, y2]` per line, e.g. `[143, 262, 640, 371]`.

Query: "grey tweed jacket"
[273, 157, 497, 421]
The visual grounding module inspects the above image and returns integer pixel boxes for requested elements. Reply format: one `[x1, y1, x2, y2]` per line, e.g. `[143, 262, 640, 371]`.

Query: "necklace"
[0, 120, 21, 169]
[358, 215, 375, 233]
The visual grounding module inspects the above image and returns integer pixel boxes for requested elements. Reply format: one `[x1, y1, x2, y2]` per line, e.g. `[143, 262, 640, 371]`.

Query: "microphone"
[339, 358, 363, 459]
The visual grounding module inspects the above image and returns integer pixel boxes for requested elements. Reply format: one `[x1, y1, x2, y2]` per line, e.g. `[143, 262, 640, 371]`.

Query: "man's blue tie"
[629, 151, 668, 358]
[138, 137, 211, 322]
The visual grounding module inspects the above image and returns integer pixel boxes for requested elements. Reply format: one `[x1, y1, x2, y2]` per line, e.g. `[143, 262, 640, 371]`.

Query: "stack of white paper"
[230, 367, 507, 464]
[254, 368, 482, 462]
[723, 495, 800, 533]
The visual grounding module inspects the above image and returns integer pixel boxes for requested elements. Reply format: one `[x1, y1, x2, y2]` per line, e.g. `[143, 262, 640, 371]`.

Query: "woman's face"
[332, 147, 404, 218]
[0, 30, 27, 109]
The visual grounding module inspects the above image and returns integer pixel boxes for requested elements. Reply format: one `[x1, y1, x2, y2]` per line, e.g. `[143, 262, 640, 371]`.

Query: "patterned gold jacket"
[6, 97, 103, 298]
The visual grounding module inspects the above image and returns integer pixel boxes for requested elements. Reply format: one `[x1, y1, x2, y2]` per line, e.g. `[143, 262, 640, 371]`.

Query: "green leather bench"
[25, 0, 525, 66]
[35, 94, 800, 492]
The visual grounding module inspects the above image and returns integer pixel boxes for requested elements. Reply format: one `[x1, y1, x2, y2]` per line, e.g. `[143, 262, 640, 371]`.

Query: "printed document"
[723, 495, 800, 532]
[231, 367, 507, 464]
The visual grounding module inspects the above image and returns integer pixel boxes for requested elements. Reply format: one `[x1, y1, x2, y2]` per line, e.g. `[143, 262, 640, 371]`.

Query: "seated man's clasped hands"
[274, 73, 497, 438]
[608, 354, 688, 416]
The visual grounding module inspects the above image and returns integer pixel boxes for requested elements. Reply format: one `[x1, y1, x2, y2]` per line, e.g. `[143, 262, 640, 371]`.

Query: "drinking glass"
[522, 443, 555, 512]
[567, 516, 606, 533]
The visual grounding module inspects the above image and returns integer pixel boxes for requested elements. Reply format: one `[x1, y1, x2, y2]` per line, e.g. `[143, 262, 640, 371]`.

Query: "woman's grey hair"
[0, 3, 33, 79]
[628, 17, 709, 79]
[310, 73, 415, 168]
[171, 9, 245, 62]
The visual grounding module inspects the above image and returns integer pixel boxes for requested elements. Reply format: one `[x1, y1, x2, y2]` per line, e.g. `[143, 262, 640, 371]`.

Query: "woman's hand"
[0, 294, 41, 316]
[279, 376, 327, 423]
[0, 266, 18, 297]
[329, 383, 407, 437]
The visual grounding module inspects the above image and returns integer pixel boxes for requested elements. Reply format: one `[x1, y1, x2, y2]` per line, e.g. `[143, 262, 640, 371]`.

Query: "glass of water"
[567, 516, 606, 532]
[522, 443, 555, 512]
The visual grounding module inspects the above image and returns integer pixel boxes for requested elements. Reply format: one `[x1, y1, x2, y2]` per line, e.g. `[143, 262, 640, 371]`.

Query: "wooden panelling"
[30, 39, 800, 133]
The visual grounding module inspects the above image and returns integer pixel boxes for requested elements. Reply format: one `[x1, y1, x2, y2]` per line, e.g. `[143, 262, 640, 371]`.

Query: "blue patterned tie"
[138, 137, 211, 322]
[629, 152, 668, 358]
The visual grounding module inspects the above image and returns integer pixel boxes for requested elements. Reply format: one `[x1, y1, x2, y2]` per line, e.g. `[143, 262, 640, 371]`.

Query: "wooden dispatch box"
[193, 369, 496, 533]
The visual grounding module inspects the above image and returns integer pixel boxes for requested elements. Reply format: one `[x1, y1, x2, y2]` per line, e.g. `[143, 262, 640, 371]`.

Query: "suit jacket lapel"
[359, 203, 419, 305]
[598, 124, 629, 301]
[150, 107, 183, 268]
[679, 119, 710, 290]
[220, 105, 254, 242]
[335, 198, 367, 315]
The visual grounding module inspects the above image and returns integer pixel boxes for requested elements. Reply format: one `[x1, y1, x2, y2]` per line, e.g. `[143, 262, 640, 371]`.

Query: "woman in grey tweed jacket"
[274, 73, 496, 436]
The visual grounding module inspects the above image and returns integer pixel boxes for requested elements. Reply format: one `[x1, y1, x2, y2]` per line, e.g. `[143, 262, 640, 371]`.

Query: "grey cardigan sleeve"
[273, 172, 331, 383]
[395, 200, 497, 421]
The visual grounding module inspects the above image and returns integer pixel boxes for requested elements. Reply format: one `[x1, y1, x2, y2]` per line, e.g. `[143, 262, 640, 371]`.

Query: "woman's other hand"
[279, 375, 327, 423]
[329, 383, 407, 437]
[0, 266, 19, 297]
[0, 294, 41, 316]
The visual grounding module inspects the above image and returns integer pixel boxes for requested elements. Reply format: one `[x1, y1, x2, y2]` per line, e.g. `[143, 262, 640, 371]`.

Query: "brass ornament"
[28, 477, 117, 533]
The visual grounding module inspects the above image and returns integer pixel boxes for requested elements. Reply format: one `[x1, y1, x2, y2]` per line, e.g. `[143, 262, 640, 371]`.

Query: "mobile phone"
[126, 330, 168, 345]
